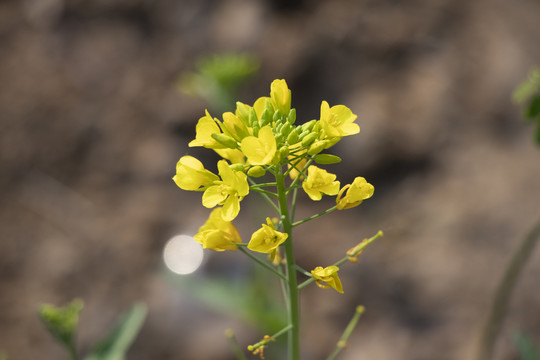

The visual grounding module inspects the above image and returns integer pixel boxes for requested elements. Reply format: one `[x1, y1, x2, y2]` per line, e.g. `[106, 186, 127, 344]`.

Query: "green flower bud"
[280, 123, 293, 138]
[249, 107, 259, 128]
[307, 140, 328, 155]
[229, 163, 246, 172]
[247, 166, 266, 177]
[211, 133, 238, 149]
[301, 132, 318, 147]
[301, 120, 317, 132]
[273, 109, 282, 123]
[313, 153, 342, 164]
[287, 128, 299, 144]
[287, 108, 296, 124]
[279, 145, 290, 159]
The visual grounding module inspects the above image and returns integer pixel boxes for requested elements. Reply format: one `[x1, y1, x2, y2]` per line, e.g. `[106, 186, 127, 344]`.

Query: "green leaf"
[39, 299, 84, 348]
[513, 68, 540, 103]
[525, 96, 540, 119]
[534, 122, 540, 145]
[84, 303, 147, 360]
[514, 332, 540, 360]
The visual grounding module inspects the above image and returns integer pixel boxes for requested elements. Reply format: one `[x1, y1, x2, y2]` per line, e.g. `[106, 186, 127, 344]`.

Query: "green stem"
[275, 165, 300, 360]
[225, 329, 249, 360]
[68, 341, 78, 360]
[251, 188, 278, 198]
[326, 306, 365, 360]
[248, 178, 280, 214]
[292, 206, 337, 227]
[298, 231, 383, 290]
[476, 218, 540, 360]
[238, 247, 286, 281]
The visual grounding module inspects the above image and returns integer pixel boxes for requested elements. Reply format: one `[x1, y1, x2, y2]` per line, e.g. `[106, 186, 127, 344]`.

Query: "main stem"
[275, 165, 300, 360]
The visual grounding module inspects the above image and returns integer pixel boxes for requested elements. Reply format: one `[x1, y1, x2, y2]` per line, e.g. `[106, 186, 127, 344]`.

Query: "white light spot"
[163, 235, 204, 275]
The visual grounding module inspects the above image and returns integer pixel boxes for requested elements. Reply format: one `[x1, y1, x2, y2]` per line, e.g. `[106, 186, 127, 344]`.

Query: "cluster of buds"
[173, 79, 375, 292]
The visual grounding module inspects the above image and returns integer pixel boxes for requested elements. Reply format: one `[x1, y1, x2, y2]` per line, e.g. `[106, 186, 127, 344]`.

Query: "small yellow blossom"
[247, 217, 288, 254]
[189, 110, 224, 149]
[222, 111, 251, 141]
[241, 125, 277, 165]
[311, 266, 343, 293]
[202, 160, 249, 221]
[336, 177, 374, 210]
[302, 165, 340, 201]
[214, 148, 246, 164]
[173, 156, 219, 191]
[319, 101, 359, 140]
[253, 96, 270, 121]
[194, 208, 242, 251]
[270, 79, 291, 115]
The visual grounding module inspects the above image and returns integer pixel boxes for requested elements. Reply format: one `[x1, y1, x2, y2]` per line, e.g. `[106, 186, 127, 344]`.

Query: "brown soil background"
[1, 0, 540, 359]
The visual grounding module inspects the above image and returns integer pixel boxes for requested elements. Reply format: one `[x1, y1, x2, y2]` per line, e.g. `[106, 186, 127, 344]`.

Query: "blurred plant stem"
[476, 218, 540, 360]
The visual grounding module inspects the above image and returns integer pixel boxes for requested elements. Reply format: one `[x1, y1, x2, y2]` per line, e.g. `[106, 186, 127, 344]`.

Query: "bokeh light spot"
[163, 235, 203, 275]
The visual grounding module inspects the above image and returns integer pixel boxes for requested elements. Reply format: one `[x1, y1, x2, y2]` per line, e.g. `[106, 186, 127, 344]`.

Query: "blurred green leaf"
[178, 53, 259, 112]
[525, 96, 540, 119]
[39, 299, 84, 348]
[84, 303, 147, 360]
[513, 68, 540, 104]
[514, 332, 540, 360]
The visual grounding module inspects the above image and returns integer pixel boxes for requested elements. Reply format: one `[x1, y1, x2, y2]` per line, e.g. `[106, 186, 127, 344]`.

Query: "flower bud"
[287, 128, 299, 144]
[301, 132, 318, 147]
[247, 165, 266, 177]
[307, 140, 328, 155]
[313, 153, 342, 164]
[287, 108, 296, 124]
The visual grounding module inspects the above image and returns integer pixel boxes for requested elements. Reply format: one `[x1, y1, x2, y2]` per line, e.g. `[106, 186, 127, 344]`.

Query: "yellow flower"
[222, 111, 251, 141]
[311, 266, 343, 293]
[194, 208, 242, 251]
[302, 165, 340, 201]
[214, 148, 246, 164]
[270, 79, 291, 115]
[319, 101, 359, 140]
[336, 177, 374, 210]
[173, 156, 219, 191]
[247, 217, 288, 254]
[240, 126, 277, 165]
[189, 110, 224, 149]
[202, 160, 249, 221]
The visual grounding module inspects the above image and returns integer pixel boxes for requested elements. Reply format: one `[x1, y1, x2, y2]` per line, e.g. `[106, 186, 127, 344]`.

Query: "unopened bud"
[247, 166, 266, 177]
[301, 132, 318, 147]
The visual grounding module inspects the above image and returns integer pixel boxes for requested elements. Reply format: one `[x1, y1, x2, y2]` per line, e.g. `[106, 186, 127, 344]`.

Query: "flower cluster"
[173, 79, 375, 292]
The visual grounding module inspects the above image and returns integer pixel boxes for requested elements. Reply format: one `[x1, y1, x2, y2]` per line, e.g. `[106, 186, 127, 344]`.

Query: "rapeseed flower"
[270, 79, 291, 115]
[336, 177, 374, 210]
[247, 217, 288, 255]
[173, 156, 219, 191]
[194, 208, 242, 251]
[319, 101, 359, 140]
[311, 266, 343, 293]
[202, 160, 249, 221]
[241, 125, 277, 165]
[302, 165, 340, 201]
[189, 110, 224, 149]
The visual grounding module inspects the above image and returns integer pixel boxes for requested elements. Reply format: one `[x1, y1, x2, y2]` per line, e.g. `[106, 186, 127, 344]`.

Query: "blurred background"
[1, 0, 540, 359]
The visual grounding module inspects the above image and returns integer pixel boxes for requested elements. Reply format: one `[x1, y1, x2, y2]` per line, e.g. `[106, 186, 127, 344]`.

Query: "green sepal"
[229, 163, 246, 172]
[313, 153, 342, 164]
[211, 133, 238, 149]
